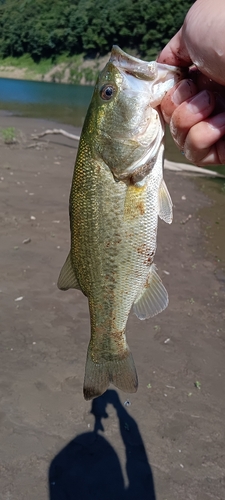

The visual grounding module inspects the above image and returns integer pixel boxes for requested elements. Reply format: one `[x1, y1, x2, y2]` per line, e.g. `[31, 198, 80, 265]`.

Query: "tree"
[0, 0, 195, 60]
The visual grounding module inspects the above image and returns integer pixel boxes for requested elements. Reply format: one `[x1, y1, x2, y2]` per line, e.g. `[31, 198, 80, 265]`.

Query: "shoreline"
[0, 54, 109, 85]
[0, 66, 95, 85]
[0, 113, 82, 143]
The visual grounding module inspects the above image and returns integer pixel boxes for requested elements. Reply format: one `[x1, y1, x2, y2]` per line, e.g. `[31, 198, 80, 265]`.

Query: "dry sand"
[0, 114, 225, 500]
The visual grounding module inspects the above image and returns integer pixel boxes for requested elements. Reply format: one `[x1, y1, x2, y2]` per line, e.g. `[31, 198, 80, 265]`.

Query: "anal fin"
[57, 252, 80, 290]
[158, 179, 173, 224]
[133, 263, 168, 320]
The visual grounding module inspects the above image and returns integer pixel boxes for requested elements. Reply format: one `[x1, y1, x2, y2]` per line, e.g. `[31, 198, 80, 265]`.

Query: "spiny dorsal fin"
[133, 263, 168, 320]
[57, 252, 80, 291]
[158, 179, 173, 224]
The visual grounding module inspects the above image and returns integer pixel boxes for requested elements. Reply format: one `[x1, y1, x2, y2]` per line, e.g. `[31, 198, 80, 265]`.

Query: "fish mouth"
[109, 45, 185, 96]
[110, 45, 157, 81]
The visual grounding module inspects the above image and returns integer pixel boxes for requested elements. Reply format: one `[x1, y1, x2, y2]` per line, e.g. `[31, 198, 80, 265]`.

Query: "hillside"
[0, 0, 194, 84]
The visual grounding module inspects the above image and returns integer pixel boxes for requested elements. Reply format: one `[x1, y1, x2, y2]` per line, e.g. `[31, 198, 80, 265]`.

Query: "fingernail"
[209, 112, 225, 130]
[172, 80, 195, 105]
[186, 90, 211, 113]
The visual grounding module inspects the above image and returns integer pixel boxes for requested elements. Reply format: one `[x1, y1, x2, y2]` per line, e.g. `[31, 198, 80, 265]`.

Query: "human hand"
[157, 0, 225, 165]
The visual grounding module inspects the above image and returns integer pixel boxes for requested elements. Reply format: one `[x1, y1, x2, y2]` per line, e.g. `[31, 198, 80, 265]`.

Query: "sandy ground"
[0, 114, 225, 500]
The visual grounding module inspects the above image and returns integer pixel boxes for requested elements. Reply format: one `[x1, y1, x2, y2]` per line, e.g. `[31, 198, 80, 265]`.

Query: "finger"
[183, 112, 225, 165]
[202, 137, 225, 166]
[189, 69, 225, 100]
[157, 29, 192, 66]
[192, 72, 225, 113]
[160, 79, 198, 123]
[170, 90, 215, 150]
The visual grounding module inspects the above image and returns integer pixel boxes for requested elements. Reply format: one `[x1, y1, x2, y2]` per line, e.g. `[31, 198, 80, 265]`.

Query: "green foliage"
[0, 53, 54, 73]
[0, 0, 194, 61]
[1, 127, 16, 144]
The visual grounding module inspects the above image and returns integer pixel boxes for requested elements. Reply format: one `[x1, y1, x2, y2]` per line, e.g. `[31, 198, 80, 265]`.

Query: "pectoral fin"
[133, 264, 168, 320]
[57, 252, 80, 290]
[158, 179, 173, 224]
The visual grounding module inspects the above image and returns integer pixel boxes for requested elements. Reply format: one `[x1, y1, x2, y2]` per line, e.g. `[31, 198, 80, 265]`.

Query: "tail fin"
[83, 344, 138, 401]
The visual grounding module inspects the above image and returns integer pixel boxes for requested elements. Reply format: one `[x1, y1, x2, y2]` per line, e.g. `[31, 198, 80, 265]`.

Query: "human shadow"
[49, 389, 156, 500]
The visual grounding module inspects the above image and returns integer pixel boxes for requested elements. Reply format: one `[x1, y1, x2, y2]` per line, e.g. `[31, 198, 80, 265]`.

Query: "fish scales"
[58, 46, 184, 400]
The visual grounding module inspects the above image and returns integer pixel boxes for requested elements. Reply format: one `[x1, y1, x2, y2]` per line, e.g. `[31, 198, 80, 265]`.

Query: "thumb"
[157, 29, 192, 67]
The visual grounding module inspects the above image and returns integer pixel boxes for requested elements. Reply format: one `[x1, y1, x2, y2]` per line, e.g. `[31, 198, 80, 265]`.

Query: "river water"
[0, 77, 94, 127]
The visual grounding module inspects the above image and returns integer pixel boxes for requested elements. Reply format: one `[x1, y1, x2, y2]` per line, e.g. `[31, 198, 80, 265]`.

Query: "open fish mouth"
[110, 45, 185, 107]
[110, 45, 157, 81]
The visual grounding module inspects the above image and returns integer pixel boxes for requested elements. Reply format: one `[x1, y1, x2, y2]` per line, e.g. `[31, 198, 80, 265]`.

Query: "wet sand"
[0, 114, 225, 500]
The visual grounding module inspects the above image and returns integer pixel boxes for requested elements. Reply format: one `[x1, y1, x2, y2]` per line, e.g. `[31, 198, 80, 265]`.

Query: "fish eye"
[100, 84, 115, 100]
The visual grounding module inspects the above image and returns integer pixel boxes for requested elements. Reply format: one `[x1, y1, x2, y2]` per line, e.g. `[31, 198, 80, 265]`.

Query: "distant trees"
[0, 0, 194, 60]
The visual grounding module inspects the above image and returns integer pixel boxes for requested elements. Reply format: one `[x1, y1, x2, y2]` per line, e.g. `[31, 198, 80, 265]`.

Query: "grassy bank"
[0, 53, 109, 84]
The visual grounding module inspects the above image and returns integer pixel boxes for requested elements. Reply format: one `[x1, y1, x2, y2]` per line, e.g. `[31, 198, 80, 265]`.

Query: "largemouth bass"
[58, 46, 183, 400]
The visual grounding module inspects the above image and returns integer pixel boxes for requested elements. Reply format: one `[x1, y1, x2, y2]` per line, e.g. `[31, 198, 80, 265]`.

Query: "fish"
[58, 46, 183, 401]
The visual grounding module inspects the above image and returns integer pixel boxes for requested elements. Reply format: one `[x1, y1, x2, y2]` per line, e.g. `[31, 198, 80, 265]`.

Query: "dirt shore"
[0, 55, 109, 84]
[0, 114, 225, 500]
